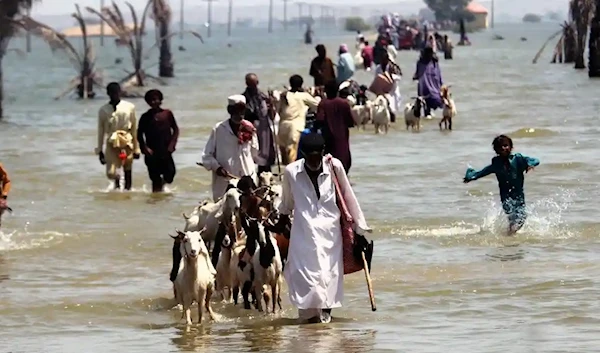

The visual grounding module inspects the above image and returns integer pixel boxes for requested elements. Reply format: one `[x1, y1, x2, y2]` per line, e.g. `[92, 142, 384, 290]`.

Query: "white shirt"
[201, 119, 259, 201]
[279, 156, 370, 310]
[96, 100, 139, 155]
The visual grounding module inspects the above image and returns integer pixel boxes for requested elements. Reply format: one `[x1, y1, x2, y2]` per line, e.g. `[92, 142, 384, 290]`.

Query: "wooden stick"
[362, 251, 376, 311]
[196, 162, 280, 178]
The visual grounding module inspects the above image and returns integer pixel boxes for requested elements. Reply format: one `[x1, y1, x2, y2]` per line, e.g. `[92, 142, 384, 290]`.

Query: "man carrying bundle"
[95, 82, 140, 190]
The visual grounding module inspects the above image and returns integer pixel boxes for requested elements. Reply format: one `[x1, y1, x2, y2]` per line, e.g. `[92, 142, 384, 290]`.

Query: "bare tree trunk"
[564, 27, 577, 63]
[0, 51, 3, 119]
[158, 20, 174, 77]
[589, 0, 600, 77]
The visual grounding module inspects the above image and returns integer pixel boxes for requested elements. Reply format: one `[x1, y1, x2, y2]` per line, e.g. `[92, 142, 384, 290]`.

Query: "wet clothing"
[243, 88, 276, 169]
[361, 45, 374, 69]
[278, 156, 370, 323]
[202, 119, 259, 201]
[0, 163, 10, 198]
[309, 56, 336, 86]
[276, 91, 321, 165]
[138, 109, 179, 157]
[414, 58, 443, 114]
[316, 97, 355, 173]
[138, 109, 179, 188]
[464, 153, 540, 228]
[337, 53, 356, 84]
[96, 100, 139, 180]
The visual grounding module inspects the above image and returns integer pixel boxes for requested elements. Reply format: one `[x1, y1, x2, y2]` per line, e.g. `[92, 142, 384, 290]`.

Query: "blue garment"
[337, 53, 355, 83]
[464, 153, 540, 227]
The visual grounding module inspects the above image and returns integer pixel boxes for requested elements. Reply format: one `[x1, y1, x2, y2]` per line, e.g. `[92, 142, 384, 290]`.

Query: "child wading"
[463, 135, 540, 235]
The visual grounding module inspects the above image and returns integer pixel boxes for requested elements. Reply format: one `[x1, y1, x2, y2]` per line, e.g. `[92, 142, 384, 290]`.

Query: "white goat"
[171, 230, 216, 325]
[404, 96, 427, 132]
[215, 220, 237, 303]
[250, 219, 283, 313]
[440, 86, 457, 130]
[351, 101, 373, 130]
[371, 95, 391, 134]
[183, 186, 242, 250]
[258, 171, 274, 187]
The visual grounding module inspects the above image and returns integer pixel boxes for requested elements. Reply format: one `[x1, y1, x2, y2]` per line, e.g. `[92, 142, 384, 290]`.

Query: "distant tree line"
[422, 0, 474, 22]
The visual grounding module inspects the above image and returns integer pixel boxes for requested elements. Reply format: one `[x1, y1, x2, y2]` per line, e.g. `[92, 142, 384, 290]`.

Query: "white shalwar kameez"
[278, 156, 370, 323]
[374, 64, 402, 115]
[201, 120, 259, 201]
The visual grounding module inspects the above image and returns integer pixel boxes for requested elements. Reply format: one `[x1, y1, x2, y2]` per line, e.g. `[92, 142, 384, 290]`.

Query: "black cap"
[300, 132, 325, 154]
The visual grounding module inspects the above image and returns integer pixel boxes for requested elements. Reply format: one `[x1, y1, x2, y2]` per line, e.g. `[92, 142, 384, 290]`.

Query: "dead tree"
[19, 5, 102, 99]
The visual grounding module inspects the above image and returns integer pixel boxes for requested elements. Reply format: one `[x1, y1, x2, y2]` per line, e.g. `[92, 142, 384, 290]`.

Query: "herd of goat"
[297, 82, 457, 133]
[168, 83, 458, 325]
[171, 172, 285, 325]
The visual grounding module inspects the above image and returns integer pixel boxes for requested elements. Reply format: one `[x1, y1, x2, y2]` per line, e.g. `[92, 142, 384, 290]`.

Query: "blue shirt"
[337, 53, 356, 83]
[464, 153, 540, 203]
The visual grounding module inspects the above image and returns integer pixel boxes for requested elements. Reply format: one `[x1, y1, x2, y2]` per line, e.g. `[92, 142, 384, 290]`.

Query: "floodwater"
[1, 23, 600, 352]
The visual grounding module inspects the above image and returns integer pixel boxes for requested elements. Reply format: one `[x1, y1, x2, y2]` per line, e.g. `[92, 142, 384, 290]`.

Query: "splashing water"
[0, 229, 72, 251]
[480, 187, 575, 239]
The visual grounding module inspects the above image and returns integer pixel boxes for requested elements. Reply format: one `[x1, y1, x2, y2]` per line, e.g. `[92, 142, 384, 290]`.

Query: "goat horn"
[182, 212, 189, 220]
[169, 234, 178, 240]
[175, 228, 185, 235]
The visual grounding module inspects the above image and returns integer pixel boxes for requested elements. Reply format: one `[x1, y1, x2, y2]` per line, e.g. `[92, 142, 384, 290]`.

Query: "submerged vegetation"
[19, 5, 101, 99]
[532, 0, 600, 78]
[0, 0, 33, 119]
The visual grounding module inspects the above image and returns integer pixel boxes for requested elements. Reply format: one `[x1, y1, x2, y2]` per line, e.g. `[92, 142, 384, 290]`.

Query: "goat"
[404, 96, 427, 132]
[351, 102, 373, 130]
[214, 216, 240, 303]
[440, 85, 457, 130]
[171, 230, 216, 325]
[182, 185, 241, 251]
[372, 95, 391, 134]
[258, 171, 274, 187]
[242, 216, 283, 313]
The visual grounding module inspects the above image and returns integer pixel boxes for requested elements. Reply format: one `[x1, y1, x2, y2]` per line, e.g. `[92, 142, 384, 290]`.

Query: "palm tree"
[588, 0, 600, 76]
[150, 0, 174, 77]
[0, 0, 33, 119]
[19, 5, 102, 99]
[86, 1, 161, 92]
[572, 0, 594, 69]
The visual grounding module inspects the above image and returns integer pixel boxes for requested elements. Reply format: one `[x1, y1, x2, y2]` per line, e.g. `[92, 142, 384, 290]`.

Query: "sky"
[31, 0, 569, 23]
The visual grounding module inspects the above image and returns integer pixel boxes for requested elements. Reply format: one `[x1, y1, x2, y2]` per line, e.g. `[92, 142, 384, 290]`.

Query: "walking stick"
[267, 90, 282, 178]
[362, 251, 377, 311]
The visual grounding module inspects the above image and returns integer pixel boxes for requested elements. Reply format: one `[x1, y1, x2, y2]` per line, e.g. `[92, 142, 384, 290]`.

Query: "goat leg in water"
[233, 286, 239, 305]
[241, 281, 252, 309]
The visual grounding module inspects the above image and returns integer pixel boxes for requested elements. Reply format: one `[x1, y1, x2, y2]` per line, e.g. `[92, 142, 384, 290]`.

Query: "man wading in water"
[309, 44, 336, 88]
[242, 73, 276, 175]
[274, 132, 370, 324]
[95, 82, 140, 190]
[0, 163, 11, 229]
[315, 81, 355, 174]
[137, 89, 179, 193]
[170, 95, 258, 283]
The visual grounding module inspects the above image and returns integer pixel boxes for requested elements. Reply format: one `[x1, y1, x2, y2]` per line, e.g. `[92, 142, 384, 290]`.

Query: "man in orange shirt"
[0, 163, 12, 229]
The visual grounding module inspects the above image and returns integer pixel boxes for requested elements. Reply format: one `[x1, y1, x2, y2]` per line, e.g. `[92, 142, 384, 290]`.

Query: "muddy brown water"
[1, 23, 600, 352]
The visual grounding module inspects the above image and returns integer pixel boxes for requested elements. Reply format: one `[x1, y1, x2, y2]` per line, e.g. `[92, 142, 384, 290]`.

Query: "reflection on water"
[167, 319, 377, 353]
[486, 244, 527, 262]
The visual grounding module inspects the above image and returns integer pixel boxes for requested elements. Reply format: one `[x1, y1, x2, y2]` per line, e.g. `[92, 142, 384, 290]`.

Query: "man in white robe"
[201, 95, 259, 201]
[277, 132, 370, 324]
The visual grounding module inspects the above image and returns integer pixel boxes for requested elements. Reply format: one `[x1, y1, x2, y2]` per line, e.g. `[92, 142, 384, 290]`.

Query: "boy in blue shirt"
[463, 135, 540, 235]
